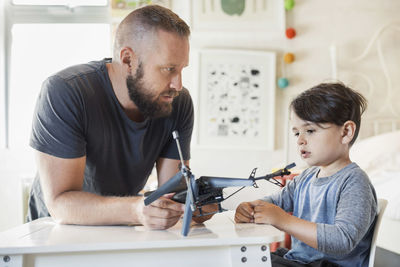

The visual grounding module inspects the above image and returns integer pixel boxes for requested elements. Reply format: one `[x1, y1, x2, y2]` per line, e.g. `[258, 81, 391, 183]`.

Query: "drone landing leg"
[181, 189, 193, 237]
[218, 203, 226, 213]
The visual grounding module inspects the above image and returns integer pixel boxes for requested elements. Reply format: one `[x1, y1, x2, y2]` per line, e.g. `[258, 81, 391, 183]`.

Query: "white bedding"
[350, 130, 400, 254]
[350, 130, 400, 220]
[370, 170, 400, 220]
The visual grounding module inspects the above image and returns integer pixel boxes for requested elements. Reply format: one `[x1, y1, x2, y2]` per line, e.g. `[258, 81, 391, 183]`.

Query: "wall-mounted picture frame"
[111, 0, 172, 23]
[197, 49, 276, 150]
[191, 0, 285, 32]
[111, 0, 171, 10]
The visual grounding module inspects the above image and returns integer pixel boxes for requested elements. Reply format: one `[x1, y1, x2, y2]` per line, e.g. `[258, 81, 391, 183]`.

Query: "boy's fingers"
[250, 199, 265, 207]
[235, 212, 252, 223]
[235, 202, 255, 222]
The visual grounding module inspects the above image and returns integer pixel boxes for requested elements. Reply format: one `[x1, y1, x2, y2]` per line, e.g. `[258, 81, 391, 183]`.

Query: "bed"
[340, 20, 400, 255]
[350, 130, 400, 255]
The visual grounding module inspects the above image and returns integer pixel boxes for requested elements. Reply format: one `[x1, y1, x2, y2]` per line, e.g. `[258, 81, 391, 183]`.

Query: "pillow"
[350, 130, 400, 174]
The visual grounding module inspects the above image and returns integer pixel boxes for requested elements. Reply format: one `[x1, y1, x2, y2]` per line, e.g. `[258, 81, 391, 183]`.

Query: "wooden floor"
[375, 247, 400, 267]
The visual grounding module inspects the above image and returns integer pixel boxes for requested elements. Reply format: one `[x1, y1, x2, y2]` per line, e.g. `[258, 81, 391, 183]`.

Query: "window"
[0, 4, 6, 148]
[12, 0, 108, 6]
[3, 0, 112, 149]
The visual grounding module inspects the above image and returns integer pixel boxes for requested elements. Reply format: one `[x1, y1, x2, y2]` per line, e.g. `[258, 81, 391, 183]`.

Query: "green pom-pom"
[285, 0, 295, 11]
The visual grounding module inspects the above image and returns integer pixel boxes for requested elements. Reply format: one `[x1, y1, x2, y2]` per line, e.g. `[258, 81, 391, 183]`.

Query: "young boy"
[235, 83, 377, 267]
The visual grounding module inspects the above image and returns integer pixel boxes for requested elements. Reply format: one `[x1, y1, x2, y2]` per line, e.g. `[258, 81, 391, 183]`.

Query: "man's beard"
[127, 63, 178, 119]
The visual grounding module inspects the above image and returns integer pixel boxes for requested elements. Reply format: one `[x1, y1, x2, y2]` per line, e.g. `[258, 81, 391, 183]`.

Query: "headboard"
[337, 20, 400, 140]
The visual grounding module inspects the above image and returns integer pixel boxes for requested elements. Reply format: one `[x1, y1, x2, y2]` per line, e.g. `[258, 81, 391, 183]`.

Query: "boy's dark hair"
[290, 82, 367, 145]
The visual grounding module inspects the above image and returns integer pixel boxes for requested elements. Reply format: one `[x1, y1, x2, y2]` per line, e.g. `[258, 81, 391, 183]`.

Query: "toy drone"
[144, 131, 296, 236]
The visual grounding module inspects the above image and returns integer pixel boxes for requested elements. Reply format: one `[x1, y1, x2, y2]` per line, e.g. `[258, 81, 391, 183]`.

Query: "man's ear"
[120, 47, 138, 72]
[342, 120, 356, 145]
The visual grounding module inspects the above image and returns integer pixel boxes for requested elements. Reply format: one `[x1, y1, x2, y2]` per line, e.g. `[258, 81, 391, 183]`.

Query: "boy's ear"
[341, 120, 356, 145]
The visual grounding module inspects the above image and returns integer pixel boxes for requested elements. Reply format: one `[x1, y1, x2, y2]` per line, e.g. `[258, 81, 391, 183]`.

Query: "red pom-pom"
[286, 28, 296, 39]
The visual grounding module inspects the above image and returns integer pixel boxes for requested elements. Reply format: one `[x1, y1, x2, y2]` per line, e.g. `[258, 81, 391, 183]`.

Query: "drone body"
[144, 131, 295, 236]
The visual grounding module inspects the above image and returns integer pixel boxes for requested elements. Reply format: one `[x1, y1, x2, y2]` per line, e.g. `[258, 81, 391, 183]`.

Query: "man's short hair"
[113, 5, 190, 60]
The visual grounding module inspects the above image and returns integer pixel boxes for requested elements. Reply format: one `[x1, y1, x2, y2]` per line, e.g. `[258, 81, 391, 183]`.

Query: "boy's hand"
[253, 201, 286, 226]
[235, 200, 287, 226]
[235, 201, 256, 223]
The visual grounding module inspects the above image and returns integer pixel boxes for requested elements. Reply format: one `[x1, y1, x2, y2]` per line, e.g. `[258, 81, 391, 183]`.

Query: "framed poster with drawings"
[197, 49, 276, 150]
[191, 0, 285, 32]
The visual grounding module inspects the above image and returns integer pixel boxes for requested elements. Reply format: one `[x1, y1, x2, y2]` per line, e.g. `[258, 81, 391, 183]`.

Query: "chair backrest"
[20, 177, 34, 223]
[368, 198, 388, 267]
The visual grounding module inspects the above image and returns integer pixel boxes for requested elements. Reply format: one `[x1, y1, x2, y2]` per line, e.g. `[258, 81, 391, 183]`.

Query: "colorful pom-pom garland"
[279, 1, 296, 89]
[278, 78, 289, 89]
[284, 53, 295, 63]
[285, 0, 295, 11]
[286, 28, 296, 39]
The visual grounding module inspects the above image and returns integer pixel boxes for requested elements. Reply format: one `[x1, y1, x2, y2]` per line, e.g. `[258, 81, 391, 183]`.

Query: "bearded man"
[27, 5, 208, 229]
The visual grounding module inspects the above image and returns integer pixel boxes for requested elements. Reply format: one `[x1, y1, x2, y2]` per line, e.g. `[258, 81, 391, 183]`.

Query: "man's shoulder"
[52, 59, 107, 82]
[41, 59, 109, 100]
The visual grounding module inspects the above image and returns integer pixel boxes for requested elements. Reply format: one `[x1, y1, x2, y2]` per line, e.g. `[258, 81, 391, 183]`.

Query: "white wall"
[0, 1, 38, 231]
[177, 0, 400, 209]
[1, 0, 400, 231]
[0, 149, 35, 230]
[0, 0, 5, 150]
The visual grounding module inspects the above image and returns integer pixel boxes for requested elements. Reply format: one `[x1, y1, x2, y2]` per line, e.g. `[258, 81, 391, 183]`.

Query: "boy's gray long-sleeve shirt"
[263, 163, 377, 267]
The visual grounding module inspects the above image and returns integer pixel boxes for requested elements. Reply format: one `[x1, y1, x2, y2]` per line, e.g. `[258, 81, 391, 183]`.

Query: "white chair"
[368, 198, 388, 267]
[21, 177, 34, 223]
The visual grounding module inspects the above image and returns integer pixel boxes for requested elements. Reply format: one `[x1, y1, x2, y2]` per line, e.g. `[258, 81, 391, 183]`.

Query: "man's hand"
[137, 194, 184, 230]
[192, 203, 219, 224]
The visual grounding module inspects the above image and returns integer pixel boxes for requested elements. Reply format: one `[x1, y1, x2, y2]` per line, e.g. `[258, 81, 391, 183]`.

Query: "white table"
[0, 211, 284, 267]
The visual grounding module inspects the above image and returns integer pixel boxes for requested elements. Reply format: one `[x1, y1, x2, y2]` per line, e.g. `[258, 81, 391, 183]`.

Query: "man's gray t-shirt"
[264, 163, 377, 267]
[28, 59, 194, 220]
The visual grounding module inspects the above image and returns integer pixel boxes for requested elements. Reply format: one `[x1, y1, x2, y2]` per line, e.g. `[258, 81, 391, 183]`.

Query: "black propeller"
[181, 172, 197, 236]
[144, 130, 197, 236]
[143, 171, 183, 206]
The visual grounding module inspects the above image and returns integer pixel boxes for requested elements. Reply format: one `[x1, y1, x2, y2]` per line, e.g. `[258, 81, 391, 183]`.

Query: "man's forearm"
[47, 191, 142, 225]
